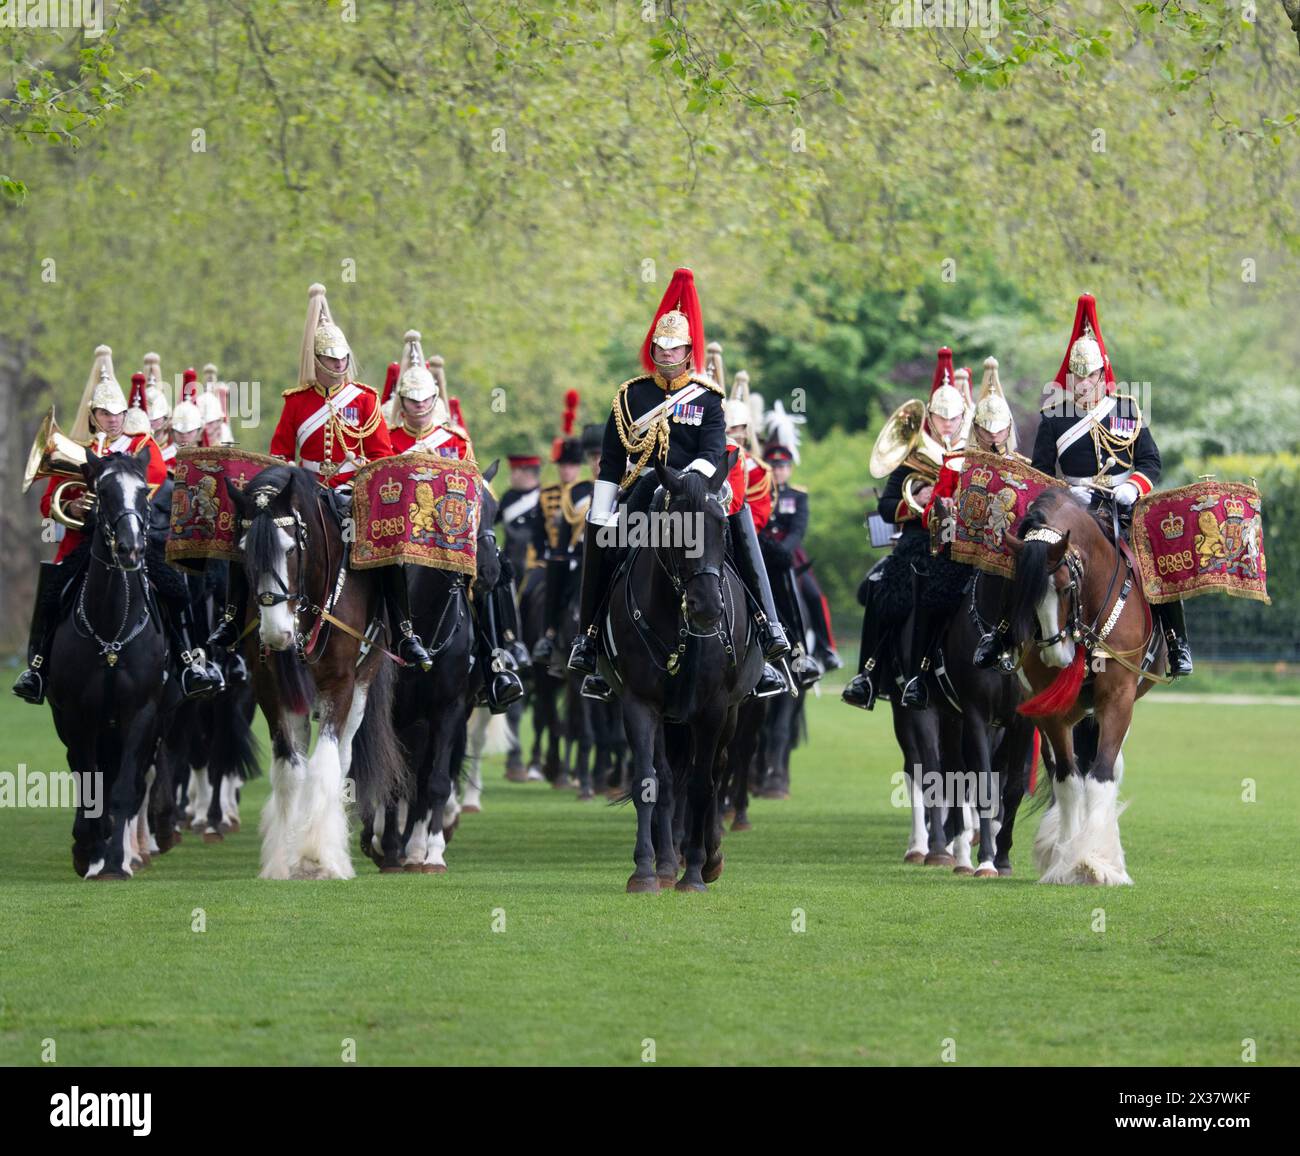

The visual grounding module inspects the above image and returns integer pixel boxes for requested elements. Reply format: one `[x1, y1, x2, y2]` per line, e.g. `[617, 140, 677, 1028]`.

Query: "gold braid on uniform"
[561, 481, 589, 546]
[320, 383, 384, 471]
[1088, 394, 1142, 479]
[611, 381, 670, 490]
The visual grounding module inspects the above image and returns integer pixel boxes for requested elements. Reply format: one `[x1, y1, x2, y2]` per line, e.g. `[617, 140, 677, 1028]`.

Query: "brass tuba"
[23, 407, 92, 529]
[869, 398, 945, 515]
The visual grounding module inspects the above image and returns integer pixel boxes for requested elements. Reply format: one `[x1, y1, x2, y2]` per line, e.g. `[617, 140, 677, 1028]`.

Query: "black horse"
[602, 454, 763, 893]
[48, 447, 168, 879]
[366, 463, 500, 872]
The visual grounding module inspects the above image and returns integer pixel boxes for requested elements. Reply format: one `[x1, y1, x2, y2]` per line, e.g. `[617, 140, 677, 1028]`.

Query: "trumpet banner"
[948, 451, 1065, 578]
[351, 453, 480, 575]
[167, 447, 281, 569]
[1131, 481, 1269, 605]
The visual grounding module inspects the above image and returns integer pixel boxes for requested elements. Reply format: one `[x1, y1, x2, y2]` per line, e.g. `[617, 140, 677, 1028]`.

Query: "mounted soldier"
[972, 294, 1191, 677]
[499, 451, 543, 580]
[843, 347, 967, 710]
[207, 283, 432, 671]
[567, 267, 790, 699]
[15, 345, 222, 704]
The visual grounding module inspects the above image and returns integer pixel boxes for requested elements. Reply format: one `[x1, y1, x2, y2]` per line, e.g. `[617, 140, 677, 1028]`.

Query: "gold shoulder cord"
[611, 384, 669, 490]
[322, 386, 384, 467]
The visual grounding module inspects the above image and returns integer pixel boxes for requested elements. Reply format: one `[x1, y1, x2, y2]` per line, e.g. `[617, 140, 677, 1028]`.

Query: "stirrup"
[12, 661, 46, 705]
[580, 674, 613, 702]
[752, 663, 786, 699]
[568, 631, 598, 675]
[899, 674, 929, 710]
[841, 668, 877, 711]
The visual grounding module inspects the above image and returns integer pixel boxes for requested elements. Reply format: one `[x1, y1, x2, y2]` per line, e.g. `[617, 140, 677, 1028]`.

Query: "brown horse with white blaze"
[1005, 488, 1166, 886]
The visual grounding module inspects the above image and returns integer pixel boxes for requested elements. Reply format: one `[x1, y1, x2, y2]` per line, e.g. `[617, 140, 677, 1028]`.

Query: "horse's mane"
[241, 465, 322, 580]
[1008, 488, 1083, 647]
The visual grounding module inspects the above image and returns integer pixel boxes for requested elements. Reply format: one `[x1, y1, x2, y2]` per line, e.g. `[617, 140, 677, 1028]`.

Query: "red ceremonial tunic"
[922, 454, 962, 530]
[43, 432, 167, 562]
[723, 444, 772, 529]
[268, 381, 393, 488]
[389, 421, 472, 460]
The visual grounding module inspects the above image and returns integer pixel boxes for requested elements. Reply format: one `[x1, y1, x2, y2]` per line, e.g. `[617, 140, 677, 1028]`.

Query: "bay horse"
[1006, 488, 1166, 885]
[366, 462, 498, 873]
[602, 453, 763, 893]
[228, 465, 405, 880]
[48, 446, 168, 879]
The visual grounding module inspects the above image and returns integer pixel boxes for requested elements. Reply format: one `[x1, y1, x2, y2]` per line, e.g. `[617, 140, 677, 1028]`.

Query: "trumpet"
[869, 398, 945, 515]
[23, 407, 93, 530]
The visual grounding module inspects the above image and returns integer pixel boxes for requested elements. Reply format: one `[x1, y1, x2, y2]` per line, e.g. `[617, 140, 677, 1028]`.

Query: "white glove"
[1069, 485, 1093, 503]
[1113, 481, 1139, 507]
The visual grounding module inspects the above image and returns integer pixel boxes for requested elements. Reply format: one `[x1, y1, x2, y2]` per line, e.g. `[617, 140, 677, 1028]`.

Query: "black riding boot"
[475, 588, 525, 713]
[381, 565, 432, 671]
[173, 605, 225, 700]
[496, 561, 531, 672]
[1155, 598, 1193, 678]
[841, 575, 885, 711]
[208, 567, 249, 651]
[778, 565, 823, 686]
[729, 508, 791, 662]
[12, 561, 58, 705]
[531, 554, 569, 664]
[899, 564, 937, 710]
[568, 533, 614, 677]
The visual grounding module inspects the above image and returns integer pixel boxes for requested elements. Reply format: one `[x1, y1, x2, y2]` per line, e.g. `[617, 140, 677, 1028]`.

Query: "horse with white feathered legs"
[1005, 487, 1168, 886]
[228, 465, 405, 880]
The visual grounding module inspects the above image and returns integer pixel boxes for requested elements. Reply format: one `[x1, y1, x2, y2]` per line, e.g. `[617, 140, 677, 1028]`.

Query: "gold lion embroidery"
[409, 482, 437, 535]
[1194, 509, 1227, 568]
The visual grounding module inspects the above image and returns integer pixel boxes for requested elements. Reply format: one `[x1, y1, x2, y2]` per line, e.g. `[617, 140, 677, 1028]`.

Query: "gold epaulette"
[689, 372, 724, 396]
[282, 383, 312, 396]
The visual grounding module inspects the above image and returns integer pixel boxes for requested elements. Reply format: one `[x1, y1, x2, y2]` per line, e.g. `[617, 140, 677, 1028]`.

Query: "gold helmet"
[974, 356, 1016, 450]
[70, 345, 127, 442]
[396, 329, 437, 402]
[927, 347, 966, 423]
[298, 282, 351, 387]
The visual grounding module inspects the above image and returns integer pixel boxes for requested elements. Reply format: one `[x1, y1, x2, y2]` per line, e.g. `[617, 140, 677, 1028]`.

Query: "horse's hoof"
[626, 874, 660, 894]
[674, 878, 708, 893]
[461, 804, 481, 814]
[722, 809, 736, 823]
[702, 855, 724, 883]
[504, 770, 528, 783]
[657, 875, 678, 891]
[202, 831, 223, 844]
[421, 863, 448, 874]
[903, 850, 927, 865]
[924, 852, 956, 867]
[953, 865, 975, 877]
[170, 831, 183, 846]
[730, 818, 752, 832]
[222, 819, 241, 834]
[401, 862, 423, 873]
[997, 865, 1013, 877]
[974, 865, 999, 878]
[135, 854, 151, 869]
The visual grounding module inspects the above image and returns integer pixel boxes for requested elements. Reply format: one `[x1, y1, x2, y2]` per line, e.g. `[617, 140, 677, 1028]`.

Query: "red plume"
[382, 362, 400, 406]
[562, 388, 580, 435]
[1017, 648, 1087, 718]
[928, 348, 955, 400]
[129, 372, 148, 413]
[640, 267, 705, 375]
[182, 367, 198, 405]
[449, 396, 466, 437]
[1053, 293, 1115, 394]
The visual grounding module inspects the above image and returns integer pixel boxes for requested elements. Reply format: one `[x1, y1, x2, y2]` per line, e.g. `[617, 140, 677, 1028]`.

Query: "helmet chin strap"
[315, 353, 350, 389]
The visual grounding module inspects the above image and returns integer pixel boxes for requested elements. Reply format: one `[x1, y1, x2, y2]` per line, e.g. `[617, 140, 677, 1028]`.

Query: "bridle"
[1022, 526, 1088, 650]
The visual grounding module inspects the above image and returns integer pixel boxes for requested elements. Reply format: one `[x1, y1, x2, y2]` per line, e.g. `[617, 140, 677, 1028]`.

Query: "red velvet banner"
[166, 447, 281, 569]
[350, 453, 480, 575]
[1131, 480, 1269, 605]
[949, 450, 1065, 578]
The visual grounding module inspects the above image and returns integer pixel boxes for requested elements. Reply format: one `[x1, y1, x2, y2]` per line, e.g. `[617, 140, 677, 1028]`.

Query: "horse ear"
[482, 458, 500, 484]
[1005, 531, 1024, 556]
[718, 446, 740, 487]
[654, 458, 682, 493]
[82, 446, 101, 484]
[225, 478, 246, 512]
[134, 443, 152, 472]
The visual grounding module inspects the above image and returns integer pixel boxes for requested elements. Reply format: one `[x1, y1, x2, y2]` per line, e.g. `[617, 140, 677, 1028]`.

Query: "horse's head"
[473, 458, 501, 595]
[228, 465, 317, 652]
[1006, 489, 1086, 669]
[653, 449, 736, 631]
[84, 445, 152, 571]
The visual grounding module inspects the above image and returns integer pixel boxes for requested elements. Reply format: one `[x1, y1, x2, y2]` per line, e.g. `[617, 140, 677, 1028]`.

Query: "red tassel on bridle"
[1017, 646, 1087, 718]
[640, 267, 705, 375]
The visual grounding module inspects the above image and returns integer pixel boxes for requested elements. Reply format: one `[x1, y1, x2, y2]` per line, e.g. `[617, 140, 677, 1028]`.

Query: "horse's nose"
[685, 589, 721, 629]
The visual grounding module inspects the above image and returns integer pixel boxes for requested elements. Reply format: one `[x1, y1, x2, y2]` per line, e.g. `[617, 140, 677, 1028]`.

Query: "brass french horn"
[869, 398, 946, 515]
[23, 407, 92, 530]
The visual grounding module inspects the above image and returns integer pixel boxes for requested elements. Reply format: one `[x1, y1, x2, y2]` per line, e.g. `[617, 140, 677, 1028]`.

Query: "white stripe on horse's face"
[1036, 583, 1075, 669]
[258, 526, 297, 651]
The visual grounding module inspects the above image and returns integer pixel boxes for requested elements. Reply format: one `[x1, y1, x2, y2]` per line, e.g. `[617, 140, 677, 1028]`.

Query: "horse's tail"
[349, 657, 407, 810]
[209, 684, 262, 782]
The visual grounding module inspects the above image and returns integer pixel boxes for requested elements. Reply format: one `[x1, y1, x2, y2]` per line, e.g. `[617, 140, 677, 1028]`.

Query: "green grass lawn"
[0, 691, 1295, 1066]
